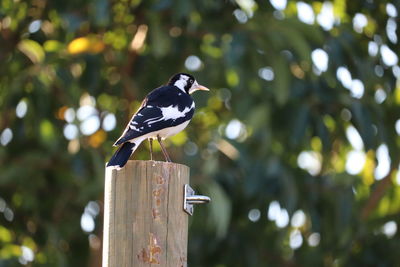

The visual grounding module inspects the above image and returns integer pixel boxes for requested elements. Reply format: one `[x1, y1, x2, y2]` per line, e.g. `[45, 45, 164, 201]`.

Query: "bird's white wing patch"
[146, 103, 194, 125]
[129, 120, 141, 131]
[129, 125, 141, 131]
[160, 105, 191, 120]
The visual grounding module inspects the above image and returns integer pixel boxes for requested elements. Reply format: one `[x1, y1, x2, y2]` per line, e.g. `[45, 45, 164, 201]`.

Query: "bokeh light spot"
[386, 3, 398, 18]
[258, 67, 274, 81]
[353, 13, 367, 33]
[270, 0, 286, 10]
[248, 209, 261, 222]
[374, 144, 390, 180]
[382, 221, 397, 238]
[225, 119, 247, 141]
[395, 119, 400, 135]
[80, 116, 100, 136]
[102, 113, 116, 132]
[346, 125, 364, 150]
[381, 45, 398, 66]
[317, 2, 334, 31]
[291, 210, 306, 228]
[346, 150, 366, 175]
[297, 2, 315, 25]
[350, 79, 364, 99]
[185, 55, 202, 71]
[20, 246, 34, 263]
[0, 128, 13, 146]
[375, 88, 387, 104]
[81, 213, 95, 233]
[311, 48, 329, 72]
[64, 108, 75, 123]
[77, 105, 97, 121]
[28, 20, 41, 33]
[386, 19, 397, 44]
[16, 99, 28, 118]
[233, 9, 248, 24]
[308, 232, 320, 247]
[368, 41, 378, 57]
[267, 201, 289, 228]
[184, 141, 198, 156]
[63, 124, 79, 140]
[4, 207, 14, 221]
[289, 229, 303, 250]
[297, 151, 321, 176]
[337, 67, 352, 89]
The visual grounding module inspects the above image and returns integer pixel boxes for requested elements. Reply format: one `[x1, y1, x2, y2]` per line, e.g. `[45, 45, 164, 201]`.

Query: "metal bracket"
[183, 184, 211, 216]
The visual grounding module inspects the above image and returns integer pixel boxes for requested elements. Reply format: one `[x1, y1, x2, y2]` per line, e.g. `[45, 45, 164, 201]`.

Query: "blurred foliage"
[1, 0, 400, 266]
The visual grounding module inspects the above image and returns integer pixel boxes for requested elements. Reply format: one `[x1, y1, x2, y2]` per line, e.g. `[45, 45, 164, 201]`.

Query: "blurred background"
[1, 0, 400, 266]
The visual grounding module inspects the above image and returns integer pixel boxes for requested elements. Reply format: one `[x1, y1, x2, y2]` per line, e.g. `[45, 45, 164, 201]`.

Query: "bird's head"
[168, 73, 209, 94]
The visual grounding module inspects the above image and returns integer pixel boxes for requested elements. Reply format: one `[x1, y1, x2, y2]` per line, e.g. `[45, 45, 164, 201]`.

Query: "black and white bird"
[107, 73, 209, 169]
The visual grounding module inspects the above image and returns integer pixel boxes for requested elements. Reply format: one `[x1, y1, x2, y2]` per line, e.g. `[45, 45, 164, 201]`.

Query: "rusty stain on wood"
[152, 174, 166, 221]
[137, 232, 162, 264]
[102, 160, 189, 267]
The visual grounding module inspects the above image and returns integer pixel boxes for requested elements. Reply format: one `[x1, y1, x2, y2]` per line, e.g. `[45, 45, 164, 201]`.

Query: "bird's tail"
[106, 139, 143, 169]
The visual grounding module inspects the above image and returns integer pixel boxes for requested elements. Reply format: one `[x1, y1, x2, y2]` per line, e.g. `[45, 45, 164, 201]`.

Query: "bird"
[106, 73, 209, 169]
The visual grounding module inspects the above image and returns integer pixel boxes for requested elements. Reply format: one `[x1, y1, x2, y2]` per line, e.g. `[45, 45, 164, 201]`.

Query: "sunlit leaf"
[40, 120, 55, 141]
[0, 226, 12, 242]
[361, 150, 375, 186]
[0, 244, 21, 259]
[17, 39, 45, 63]
[43, 40, 64, 52]
[226, 69, 239, 87]
[67, 36, 105, 54]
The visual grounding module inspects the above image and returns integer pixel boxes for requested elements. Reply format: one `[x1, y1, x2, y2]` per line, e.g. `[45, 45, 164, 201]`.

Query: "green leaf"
[272, 55, 290, 105]
[43, 40, 64, 52]
[17, 39, 45, 63]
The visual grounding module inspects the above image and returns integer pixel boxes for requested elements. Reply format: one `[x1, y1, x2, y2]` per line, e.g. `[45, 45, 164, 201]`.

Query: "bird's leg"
[149, 138, 153, 161]
[157, 135, 172, 162]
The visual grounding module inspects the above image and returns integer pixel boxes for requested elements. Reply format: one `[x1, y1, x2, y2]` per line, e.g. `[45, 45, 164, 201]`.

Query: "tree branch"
[360, 169, 395, 220]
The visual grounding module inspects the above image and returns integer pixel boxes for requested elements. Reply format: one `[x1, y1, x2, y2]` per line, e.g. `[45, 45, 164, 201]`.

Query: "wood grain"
[103, 160, 189, 267]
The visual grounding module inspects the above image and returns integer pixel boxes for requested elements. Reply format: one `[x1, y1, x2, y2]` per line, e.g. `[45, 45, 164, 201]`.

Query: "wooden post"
[102, 160, 190, 267]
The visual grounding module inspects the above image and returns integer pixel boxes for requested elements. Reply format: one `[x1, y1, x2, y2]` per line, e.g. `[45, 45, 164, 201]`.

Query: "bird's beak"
[189, 81, 210, 94]
[195, 84, 210, 91]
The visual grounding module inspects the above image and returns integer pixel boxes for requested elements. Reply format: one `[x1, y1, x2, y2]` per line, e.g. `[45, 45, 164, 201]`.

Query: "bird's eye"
[189, 78, 194, 85]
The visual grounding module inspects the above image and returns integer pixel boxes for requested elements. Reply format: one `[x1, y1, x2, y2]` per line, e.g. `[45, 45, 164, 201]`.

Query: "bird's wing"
[113, 105, 162, 146]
